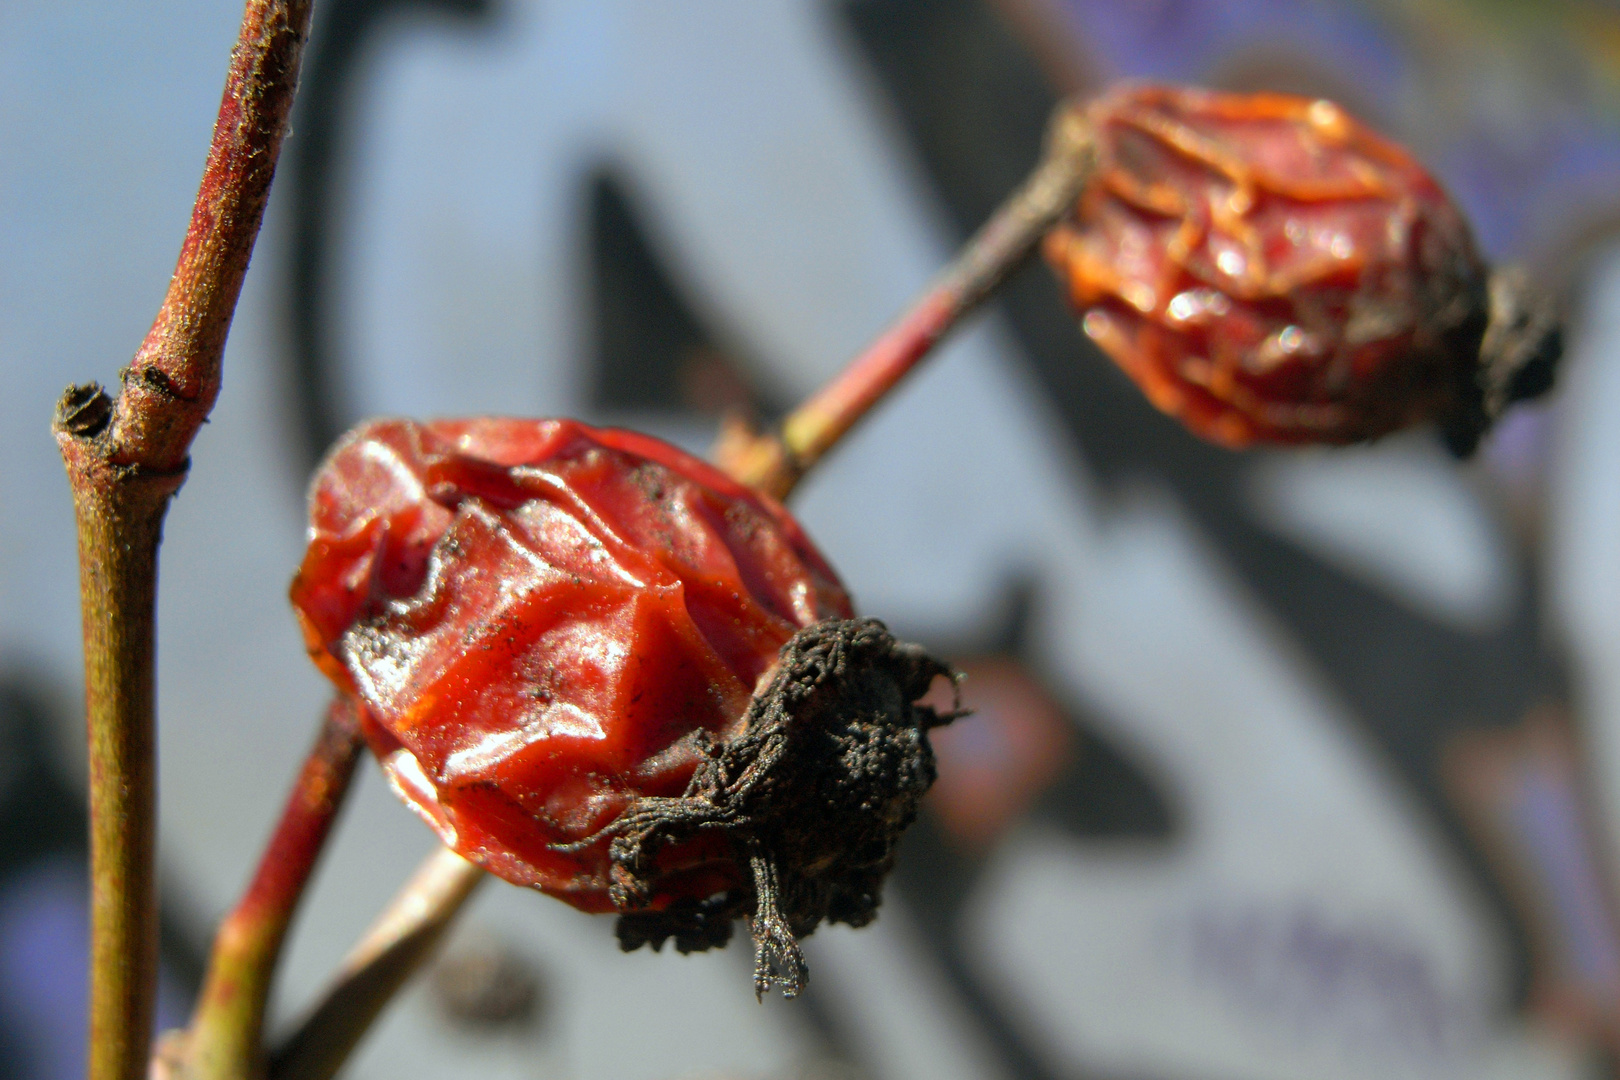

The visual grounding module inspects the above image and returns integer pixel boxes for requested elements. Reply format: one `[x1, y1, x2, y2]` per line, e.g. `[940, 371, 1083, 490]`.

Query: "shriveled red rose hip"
[1043, 83, 1558, 452]
[290, 418, 952, 996]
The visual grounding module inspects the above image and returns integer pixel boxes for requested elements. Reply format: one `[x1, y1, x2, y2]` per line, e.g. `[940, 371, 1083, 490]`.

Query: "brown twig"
[268, 847, 487, 1080]
[176, 697, 364, 1080]
[715, 105, 1096, 500]
[51, 4, 313, 1079]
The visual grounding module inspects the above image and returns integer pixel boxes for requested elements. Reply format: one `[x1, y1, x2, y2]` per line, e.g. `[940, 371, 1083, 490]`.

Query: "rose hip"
[290, 417, 952, 996]
[1044, 84, 1554, 451]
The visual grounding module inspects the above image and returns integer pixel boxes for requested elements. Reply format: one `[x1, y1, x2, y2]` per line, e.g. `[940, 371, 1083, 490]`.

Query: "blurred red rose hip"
[1043, 83, 1557, 451]
[290, 417, 952, 996]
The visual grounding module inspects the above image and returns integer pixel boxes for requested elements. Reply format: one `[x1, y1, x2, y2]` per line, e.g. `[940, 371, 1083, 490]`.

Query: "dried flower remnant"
[290, 418, 954, 996]
[1043, 84, 1559, 453]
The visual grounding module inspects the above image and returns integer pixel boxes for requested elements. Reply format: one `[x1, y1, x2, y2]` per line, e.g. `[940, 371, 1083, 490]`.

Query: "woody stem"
[714, 106, 1096, 500]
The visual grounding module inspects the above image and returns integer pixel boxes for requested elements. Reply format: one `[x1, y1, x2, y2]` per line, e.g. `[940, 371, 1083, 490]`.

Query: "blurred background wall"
[6, 0, 1620, 1077]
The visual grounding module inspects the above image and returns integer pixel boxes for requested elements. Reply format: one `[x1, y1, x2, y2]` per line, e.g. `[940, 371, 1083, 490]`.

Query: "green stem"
[57, 447, 182, 1080]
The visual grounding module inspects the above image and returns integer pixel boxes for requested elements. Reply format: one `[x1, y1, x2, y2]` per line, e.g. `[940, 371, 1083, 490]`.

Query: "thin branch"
[715, 106, 1096, 500]
[52, 4, 313, 1079]
[269, 847, 487, 1080]
[178, 697, 363, 1080]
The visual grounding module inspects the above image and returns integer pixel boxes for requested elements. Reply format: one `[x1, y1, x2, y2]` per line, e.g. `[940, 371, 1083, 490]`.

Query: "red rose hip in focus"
[290, 417, 953, 996]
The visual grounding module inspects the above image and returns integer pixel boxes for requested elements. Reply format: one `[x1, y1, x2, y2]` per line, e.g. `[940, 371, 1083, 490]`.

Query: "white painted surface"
[1249, 437, 1518, 633]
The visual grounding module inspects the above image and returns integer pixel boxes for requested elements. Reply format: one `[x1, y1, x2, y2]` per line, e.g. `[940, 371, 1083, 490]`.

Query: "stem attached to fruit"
[52, 4, 312, 1079]
[269, 847, 487, 1080]
[179, 698, 363, 1080]
[714, 106, 1096, 500]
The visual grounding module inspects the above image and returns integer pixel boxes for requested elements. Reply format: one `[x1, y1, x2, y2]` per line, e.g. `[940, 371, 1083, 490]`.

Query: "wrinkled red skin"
[290, 418, 853, 913]
[1044, 84, 1488, 447]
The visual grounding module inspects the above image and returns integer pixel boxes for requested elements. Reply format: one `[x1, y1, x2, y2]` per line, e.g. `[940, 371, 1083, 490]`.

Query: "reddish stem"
[717, 107, 1095, 499]
[779, 287, 961, 473]
[180, 698, 364, 1080]
[110, 0, 313, 473]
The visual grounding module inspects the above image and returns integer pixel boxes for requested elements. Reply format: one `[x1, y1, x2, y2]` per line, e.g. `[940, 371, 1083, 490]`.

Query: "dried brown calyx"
[605, 618, 959, 998]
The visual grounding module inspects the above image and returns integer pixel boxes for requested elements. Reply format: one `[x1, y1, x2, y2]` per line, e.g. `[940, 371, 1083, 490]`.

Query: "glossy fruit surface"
[1044, 83, 1489, 447]
[290, 417, 852, 912]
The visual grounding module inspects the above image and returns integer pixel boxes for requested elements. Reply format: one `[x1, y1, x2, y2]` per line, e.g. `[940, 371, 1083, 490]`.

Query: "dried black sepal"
[1440, 264, 1563, 457]
[615, 893, 737, 955]
[596, 617, 957, 999]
